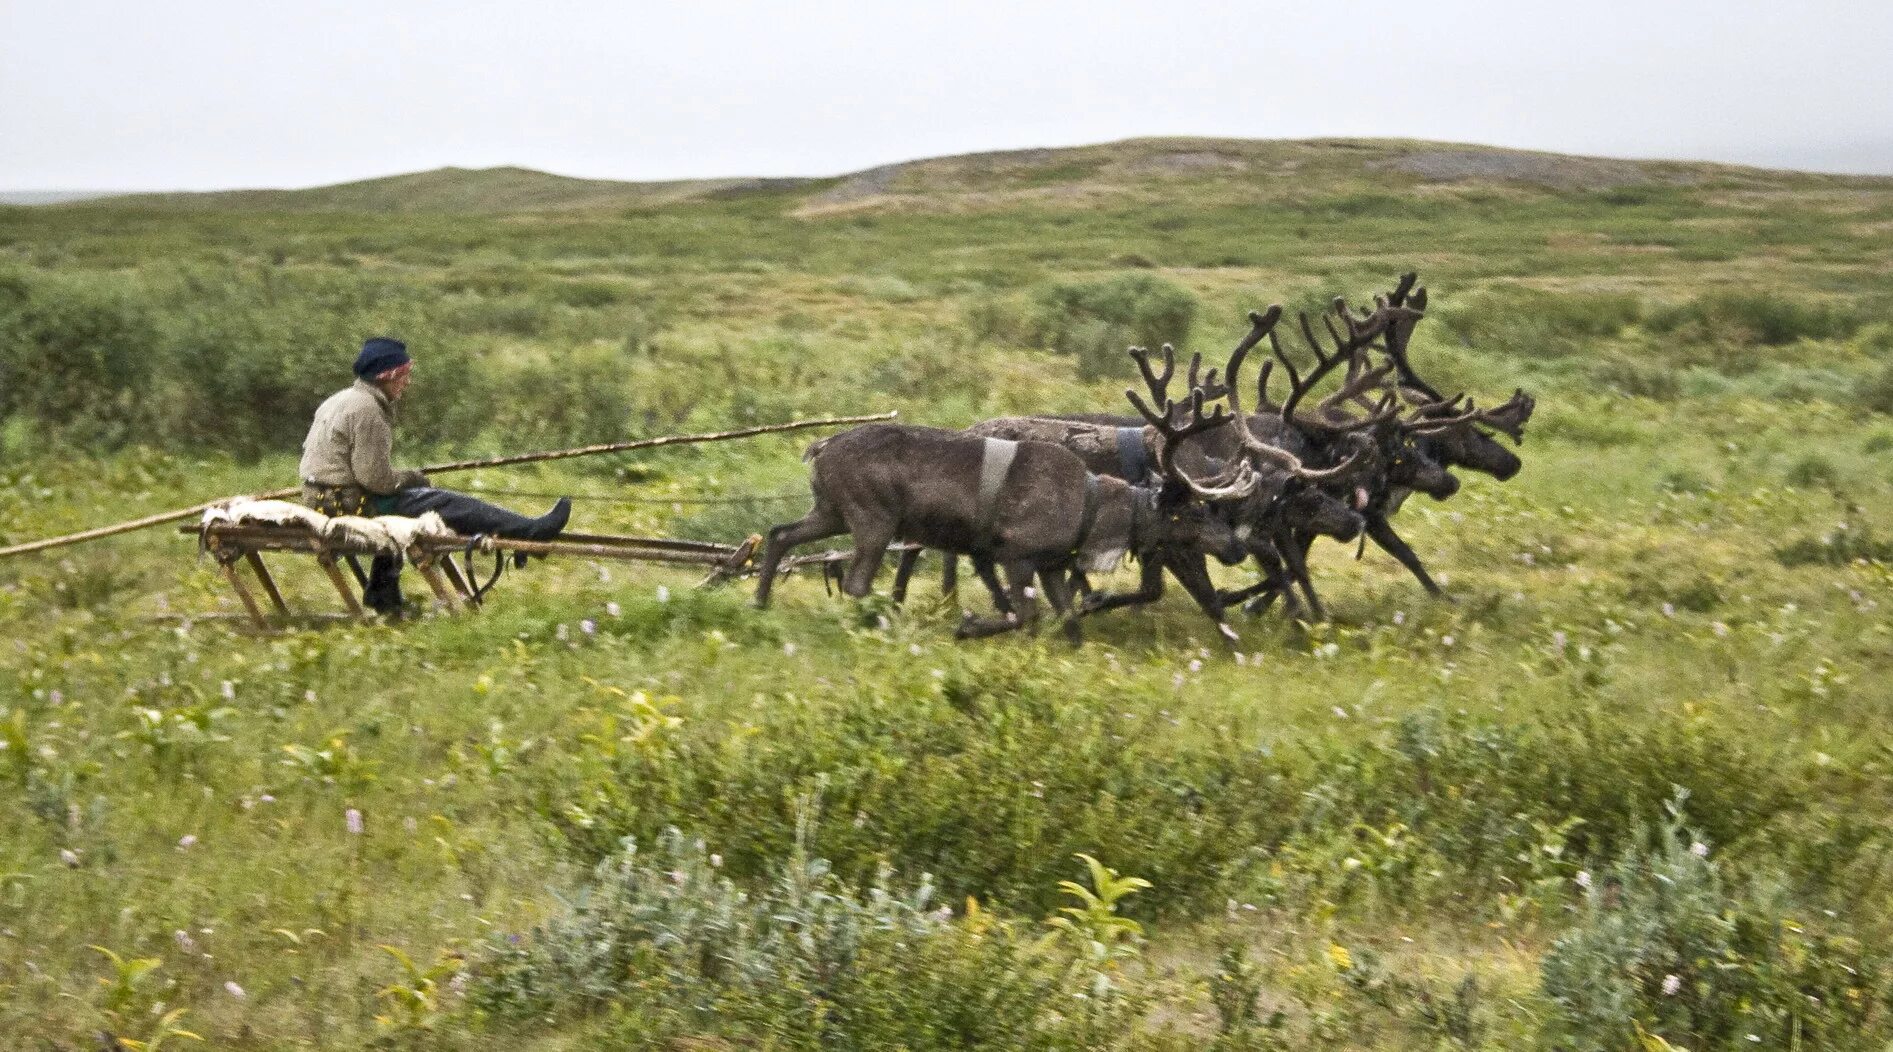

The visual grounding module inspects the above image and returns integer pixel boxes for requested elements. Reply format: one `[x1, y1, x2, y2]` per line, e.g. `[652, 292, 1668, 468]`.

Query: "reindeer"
[943, 332, 1362, 640]
[1199, 297, 1485, 622]
[1245, 274, 1535, 605]
[752, 387, 1258, 642]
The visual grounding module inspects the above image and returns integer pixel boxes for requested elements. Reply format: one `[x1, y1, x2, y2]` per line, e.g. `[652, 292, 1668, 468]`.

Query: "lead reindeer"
[752, 384, 1258, 642]
[1243, 274, 1535, 608]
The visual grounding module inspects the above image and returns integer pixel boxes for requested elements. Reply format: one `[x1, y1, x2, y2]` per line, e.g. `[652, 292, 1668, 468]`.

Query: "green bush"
[1856, 360, 1893, 415]
[1645, 291, 1861, 347]
[0, 270, 160, 447]
[1541, 803, 1889, 1050]
[1257, 705, 1804, 912]
[535, 654, 1301, 917]
[1032, 274, 1198, 380]
[471, 828, 1089, 1050]
[1774, 524, 1893, 566]
[1434, 286, 1643, 361]
[474, 342, 637, 449]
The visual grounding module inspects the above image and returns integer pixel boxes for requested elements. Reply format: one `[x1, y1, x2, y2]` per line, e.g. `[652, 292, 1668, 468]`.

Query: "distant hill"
[0, 190, 122, 205]
[41, 138, 1892, 215]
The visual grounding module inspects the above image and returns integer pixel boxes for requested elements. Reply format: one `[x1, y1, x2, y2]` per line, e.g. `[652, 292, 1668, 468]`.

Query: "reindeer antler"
[1124, 343, 1258, 500]
[1220, 307, 1367, 482]
[1378, 271, 1444, 402]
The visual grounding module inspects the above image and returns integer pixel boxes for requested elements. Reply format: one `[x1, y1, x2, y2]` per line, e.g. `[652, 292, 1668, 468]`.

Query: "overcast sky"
[5, 0, 1891, 192]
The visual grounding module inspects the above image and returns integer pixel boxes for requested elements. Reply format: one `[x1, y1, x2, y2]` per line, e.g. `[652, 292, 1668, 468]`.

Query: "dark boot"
[362, 554, 405, 615]
[388, 488, 562, 539]
[518, 497, 571, 542]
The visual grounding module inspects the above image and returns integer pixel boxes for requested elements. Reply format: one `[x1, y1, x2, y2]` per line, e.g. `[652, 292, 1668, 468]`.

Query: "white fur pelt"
[202, 499, 457, 555]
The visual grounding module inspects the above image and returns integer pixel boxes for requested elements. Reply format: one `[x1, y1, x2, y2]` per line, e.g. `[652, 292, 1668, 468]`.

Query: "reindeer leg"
[754, 505, 845, 608]
[970, 554, 1013, 616]
[1081, 556, 1166, 615]
[956, 559, 1034, 639]
[1365, 513, 1445, 597]
[1166, 553, 1240, 645]
[1282, 533, 1326, 622]
[841, 522, 896, 599]
[940, 553, 960, 597]
[891, 546, 922, 605]
[1222, 545, 1281, 608]
[1038, 562, 1083, 646]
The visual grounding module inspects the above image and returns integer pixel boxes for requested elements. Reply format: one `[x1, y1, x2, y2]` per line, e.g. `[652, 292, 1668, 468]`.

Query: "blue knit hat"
[353, 337, 410, 379]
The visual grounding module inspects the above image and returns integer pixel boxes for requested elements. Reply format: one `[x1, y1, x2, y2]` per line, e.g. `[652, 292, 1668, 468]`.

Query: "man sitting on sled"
[299, 337, 571, 614]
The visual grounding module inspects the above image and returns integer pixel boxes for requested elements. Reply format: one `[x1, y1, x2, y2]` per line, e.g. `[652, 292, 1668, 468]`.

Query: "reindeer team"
[753, 274, 1535, 643]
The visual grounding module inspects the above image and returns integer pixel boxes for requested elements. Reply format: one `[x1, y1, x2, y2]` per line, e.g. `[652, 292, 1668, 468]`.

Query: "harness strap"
[1115, 427, 1149, 482]
[1072, 473, 1100, 554]
[459, 537, 506, 602]
[976, 438, 1019, 535]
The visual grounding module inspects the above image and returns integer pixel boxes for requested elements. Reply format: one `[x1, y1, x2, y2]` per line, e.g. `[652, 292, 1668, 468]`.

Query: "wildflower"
[1712, 621, 1730, 637]
[1552, 630, 1568, 649]
[48, 690, 63, 705]
[1188, 659, 1203, 674]
[709, 854, 722, 868]
[259, 794, 275, 804]
[59, 849, 79, 868]
[1662, 974, 1681, 996]
[908, 643, 922, 656]
[224, 981, 246, 999]
[220, 681, 236, 701]
[580, 619, 596, 635]
[655, 585, 670, 603]
[303, 690, 317, 703]
[1690, 841, 1709, 858]
[1234, 652, 1247, 667]
[556, 623, 569, 641]
[174, 930, 196, 953]
[345, 808, 364, 835]
[1575, 870, 1592, 890]
[668, 870, 687, 885]
[403, 816, 419, 834]
[1441, 635, 1455, 648]
[1332, 706, 1349, 719]
[177, 834, 198, 851]
[1392, 610, 1406, 626]
[1662, 602, 1676, 618]
[606, 601, 622, 617]
[932, 906, 953, 922]
[782, 641, 796, 657]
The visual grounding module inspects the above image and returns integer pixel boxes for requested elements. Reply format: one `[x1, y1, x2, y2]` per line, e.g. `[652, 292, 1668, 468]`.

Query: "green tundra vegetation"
[2, 137, 1893, 1050]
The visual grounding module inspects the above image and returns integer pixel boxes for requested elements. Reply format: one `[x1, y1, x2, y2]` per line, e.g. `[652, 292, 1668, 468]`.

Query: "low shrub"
[0, 269, 160, 447]
[1541, 802, 1890, 1051]
[471, 828, 1121, 1050]
[1032, 274, 1198, 380]
[1774, 524, 1893, 566]
[1645, 291, 1861, 348]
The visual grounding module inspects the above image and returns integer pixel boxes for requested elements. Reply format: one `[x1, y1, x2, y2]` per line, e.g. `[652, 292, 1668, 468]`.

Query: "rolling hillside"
[68, 136, 1893, 215]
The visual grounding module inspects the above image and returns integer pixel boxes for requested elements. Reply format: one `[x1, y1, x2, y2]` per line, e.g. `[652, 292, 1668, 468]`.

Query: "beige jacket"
[299, 380, 425, 496]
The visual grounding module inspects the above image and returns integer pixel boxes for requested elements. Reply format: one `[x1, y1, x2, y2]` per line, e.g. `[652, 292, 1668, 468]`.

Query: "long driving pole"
[0, 411, 895, 559]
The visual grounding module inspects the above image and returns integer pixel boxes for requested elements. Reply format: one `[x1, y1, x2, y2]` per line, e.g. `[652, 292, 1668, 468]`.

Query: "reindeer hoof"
[1217, 622, 1241, 645]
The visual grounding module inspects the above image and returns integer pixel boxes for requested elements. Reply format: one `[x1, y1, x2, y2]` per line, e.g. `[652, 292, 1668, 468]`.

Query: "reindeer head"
[1374, 273, 1536, 481]
[1123, 343, 1261, 566]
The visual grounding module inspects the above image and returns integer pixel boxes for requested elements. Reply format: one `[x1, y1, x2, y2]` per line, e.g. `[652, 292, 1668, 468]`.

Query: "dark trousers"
[362, 488, 553, 613]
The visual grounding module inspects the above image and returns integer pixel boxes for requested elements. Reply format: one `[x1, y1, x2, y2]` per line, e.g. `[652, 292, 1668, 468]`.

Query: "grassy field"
[3, 137, 1893, 1050]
